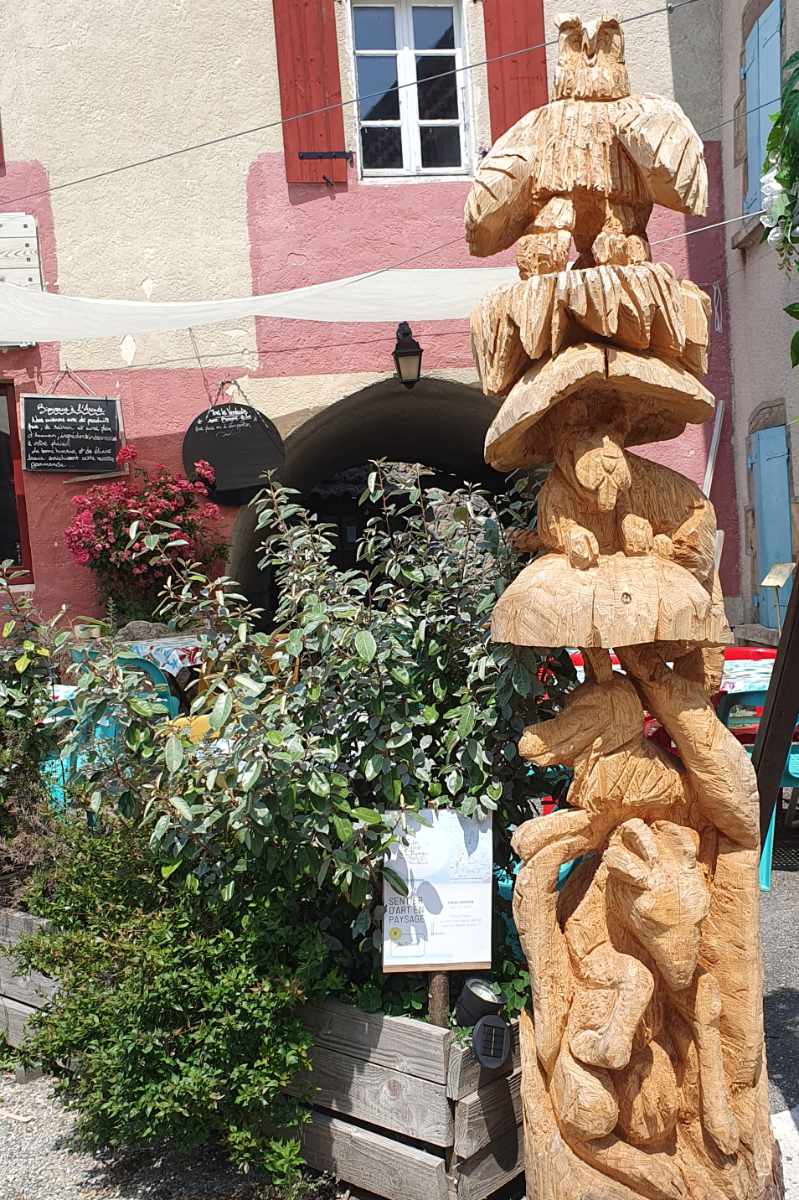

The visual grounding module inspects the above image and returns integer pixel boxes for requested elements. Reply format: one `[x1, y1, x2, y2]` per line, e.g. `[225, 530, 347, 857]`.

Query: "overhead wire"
[0, 0, 705, 207]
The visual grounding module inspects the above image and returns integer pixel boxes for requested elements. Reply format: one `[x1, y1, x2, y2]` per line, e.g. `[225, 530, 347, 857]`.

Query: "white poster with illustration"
[382, 809, 493, 973]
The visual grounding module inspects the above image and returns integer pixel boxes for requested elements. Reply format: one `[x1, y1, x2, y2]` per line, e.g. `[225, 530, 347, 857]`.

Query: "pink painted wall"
[2, 145, 740, 617]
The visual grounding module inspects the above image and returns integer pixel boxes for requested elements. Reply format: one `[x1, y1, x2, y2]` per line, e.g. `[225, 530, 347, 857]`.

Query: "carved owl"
[554, 11, 630, 101]
[464, 12, 708, 267]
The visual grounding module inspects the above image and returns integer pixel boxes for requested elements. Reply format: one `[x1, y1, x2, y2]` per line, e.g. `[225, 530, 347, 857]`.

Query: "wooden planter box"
[0, 911, 524, 1199]
[297, 1000, 523, 1200]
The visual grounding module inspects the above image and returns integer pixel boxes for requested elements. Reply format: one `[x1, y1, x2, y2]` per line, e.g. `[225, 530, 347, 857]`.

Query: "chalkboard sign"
[22, 394, 120, 474]
[182, 403, 284, 499]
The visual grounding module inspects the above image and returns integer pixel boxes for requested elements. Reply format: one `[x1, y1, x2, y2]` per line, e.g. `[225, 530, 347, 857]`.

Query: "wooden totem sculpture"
[466, 12, 783, 1200]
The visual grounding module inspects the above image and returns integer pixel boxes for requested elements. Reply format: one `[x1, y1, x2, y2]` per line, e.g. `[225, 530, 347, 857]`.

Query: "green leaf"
[164, 734, 184, 773]
[128, 697, 155, 718]
[445, 768, 463, 796]
[161, 860, 181, 879]
[14, 654, 30, 673]
[309, 770, 330, 797]
[234, 674, 266, 697]
[169, 795, 193, 821]
[354, 630, 377, 663]
[352, 806, 384, 825]
[209, 692, 233, 730]
[383, 865, 409, 897]
[221, 881, 235, 902]
[241, 760, 263, 792]
[364, 754, 384, 781]
[333, 815, 352, 843]
[457, 704, 476, 738]
[791, 329, 799, 369]
[2, 620, 15, 638]
[784, 303, 799, 321]
[150, 814, 171, 846]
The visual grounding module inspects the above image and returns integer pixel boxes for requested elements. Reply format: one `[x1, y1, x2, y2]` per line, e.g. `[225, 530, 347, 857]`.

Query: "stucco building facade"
[721, 0, 798, 643]
[0, 0, 746, 621]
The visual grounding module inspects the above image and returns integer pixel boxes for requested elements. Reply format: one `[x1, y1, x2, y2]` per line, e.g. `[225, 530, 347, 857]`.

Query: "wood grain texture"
[447, 1021, 520, 1100]
[483, 342, 713, 472]
[0, 954, 56, 1009]
[453, 1068, 522, 1160]
[1, 996, 36, 1048]
[470, 13, 781, 1197]
[0, 909, 47, 946]
[302, 1112, 448, 1200]
[471, 264, 710, 398]
[301, 999, 453, 1084]
[450, 1123, 524, 1200]
[290, 1044, 454, 1146]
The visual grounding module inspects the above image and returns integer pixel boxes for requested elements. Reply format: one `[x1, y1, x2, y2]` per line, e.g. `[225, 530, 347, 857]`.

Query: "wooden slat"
[292, 1044, 453, 1146]
[302, 999, 453, 1085]
[0, 909, 48, 946]
[302, 1111, 448, 1200]
[450, 1123, 524, 1200]
[0, 954, 57, 1010]
[447, 1021, 520, 1100]
[482, 0, 548, 142]
[272, 0, 349, 185]
[453, 1068, 521, 1160]
[1, 996, 36, 1048]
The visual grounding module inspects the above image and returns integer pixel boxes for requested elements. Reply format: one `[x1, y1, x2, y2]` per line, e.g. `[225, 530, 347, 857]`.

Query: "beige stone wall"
[721, 0, 798, 622]
[541, 0, 723, 125]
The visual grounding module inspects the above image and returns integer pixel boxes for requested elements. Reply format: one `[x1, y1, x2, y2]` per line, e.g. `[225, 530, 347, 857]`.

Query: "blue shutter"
[751, 424, 792, 629]
[743, 23, 761, 213]
[758, 0, 782, 181]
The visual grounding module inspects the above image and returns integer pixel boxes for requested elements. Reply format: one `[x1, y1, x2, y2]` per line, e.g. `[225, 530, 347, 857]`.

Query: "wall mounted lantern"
[393, 321, 423, 389]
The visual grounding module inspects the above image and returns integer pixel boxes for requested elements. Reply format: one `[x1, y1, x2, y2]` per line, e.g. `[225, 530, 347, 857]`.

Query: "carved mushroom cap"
[484, 343, 714, 470]
[491, 551, 732, 649]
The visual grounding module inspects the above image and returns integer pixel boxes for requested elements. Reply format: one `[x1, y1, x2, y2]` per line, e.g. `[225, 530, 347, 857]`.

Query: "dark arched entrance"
[228, 376, 505, 603]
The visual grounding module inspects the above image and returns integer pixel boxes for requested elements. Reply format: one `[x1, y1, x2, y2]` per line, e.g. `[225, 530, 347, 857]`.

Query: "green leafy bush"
[18, 818, 339, 1175]
[61, 471, 571, 910]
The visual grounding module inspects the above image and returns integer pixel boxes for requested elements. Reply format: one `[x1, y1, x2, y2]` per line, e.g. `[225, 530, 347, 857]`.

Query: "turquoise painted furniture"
[40, 658, 179, 806]
[715, 689, 799, 892]
[116, 656, 181, 719]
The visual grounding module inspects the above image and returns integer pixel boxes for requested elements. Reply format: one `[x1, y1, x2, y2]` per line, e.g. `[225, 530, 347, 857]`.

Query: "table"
[570, 647, 777, 695]
[116, 635, 203, 677]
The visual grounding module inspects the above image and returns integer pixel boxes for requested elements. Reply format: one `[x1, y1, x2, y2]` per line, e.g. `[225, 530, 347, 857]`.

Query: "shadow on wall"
[228, 375, 505, 605]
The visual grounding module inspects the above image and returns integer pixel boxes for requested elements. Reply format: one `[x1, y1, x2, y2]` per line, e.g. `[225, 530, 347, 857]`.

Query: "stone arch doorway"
[228, 375, 505, 606]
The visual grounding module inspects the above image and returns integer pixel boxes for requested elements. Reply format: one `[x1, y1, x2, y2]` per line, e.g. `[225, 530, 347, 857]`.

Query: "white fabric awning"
[0, 267, 519, 343]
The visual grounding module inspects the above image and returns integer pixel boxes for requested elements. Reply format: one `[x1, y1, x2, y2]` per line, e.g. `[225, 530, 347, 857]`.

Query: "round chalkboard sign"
[183, 403, 284, 501]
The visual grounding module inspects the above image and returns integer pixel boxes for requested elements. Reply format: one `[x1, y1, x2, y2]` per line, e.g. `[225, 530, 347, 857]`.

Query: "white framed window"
[350, 1, 470, 177]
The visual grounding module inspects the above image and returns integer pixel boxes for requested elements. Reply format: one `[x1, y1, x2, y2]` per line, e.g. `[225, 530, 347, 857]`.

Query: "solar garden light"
[455, 978, 512, 1069]
[393, 321, 423, 389]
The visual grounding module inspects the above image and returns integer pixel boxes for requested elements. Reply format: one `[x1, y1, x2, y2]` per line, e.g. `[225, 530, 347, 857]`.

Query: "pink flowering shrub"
[64, 447, 225, 620]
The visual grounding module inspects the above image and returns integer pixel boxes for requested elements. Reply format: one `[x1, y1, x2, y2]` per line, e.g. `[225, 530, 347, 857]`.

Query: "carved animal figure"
[464, 12, 707, 276]
[535, 397, 716, 587]
[544, 819, 740, 1200]
[515, 662, 758, 853]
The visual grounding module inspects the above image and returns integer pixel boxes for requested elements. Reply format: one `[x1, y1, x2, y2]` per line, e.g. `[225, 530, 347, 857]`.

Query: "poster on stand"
[382, 809, 493, 973]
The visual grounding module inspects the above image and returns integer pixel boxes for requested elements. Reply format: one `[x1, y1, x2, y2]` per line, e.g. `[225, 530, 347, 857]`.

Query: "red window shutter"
[482, 0, 548, 142]
[273, 0, 349, 185]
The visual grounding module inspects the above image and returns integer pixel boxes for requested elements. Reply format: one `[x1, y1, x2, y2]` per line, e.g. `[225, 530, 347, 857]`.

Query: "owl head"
[554, 11, 630, 100]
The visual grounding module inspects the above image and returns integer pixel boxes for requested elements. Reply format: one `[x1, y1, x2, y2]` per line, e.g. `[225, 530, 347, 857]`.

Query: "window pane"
[412, 6, 455, 49]
[356, 55, 400, 120]
[416, 55, 458, 119]
[361, 125, 404, 169]
[353, 6, 396, 50]
[420, 125, 461, 168]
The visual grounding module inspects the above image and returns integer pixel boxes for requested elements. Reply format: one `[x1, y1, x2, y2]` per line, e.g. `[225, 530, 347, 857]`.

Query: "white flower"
[761, 168, 785, 204]
[767, 225, 785, 246]
[761, 210, 778, 228]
